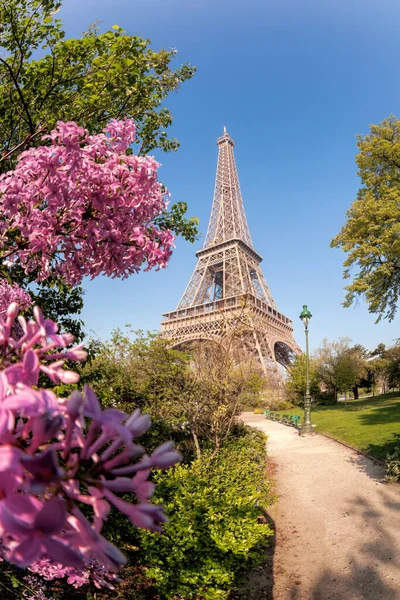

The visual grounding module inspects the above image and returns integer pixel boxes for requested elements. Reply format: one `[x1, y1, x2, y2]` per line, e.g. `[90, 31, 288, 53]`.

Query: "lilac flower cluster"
[29, 556, 120, 590]
[0, 302, 180, 575]
[22, 575, 55, 600]
[0, 119, 175, 286]
[0, 280, 31, 317]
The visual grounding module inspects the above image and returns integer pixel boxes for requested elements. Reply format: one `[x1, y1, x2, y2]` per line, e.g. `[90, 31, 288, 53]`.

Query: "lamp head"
[299, 305, 312, 327]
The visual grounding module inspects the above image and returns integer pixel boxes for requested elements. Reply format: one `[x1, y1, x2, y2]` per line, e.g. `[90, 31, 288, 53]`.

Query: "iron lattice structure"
[161, 128, 301, 377]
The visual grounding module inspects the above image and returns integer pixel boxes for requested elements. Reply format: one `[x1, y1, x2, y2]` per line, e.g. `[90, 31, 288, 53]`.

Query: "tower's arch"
[272, 339, 300, 370]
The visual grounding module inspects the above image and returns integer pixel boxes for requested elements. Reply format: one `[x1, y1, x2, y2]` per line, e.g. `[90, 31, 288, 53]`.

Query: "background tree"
[285, 353, 321, 406]
[178, 336, 266, 460]
[346, 344, 369, 399]
[79, 328, 189, 413]
[369, 342, 397, 395]
[0, 0, 197, 339]
[331, 116, 400, 321]
[381, 344, 400, 391]
[79, 323, 266, 461]
[314, 338, 366, 403]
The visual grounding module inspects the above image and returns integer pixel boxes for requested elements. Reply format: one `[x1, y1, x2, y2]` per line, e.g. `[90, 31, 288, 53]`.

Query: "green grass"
[280, 392, 400, 461]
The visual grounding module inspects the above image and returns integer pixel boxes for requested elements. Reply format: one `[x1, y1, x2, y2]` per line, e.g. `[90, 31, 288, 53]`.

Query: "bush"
[267, 397, 294, 411]
[311, 390, 337, 406]
[138, 427, 274, 600]
[386, 447, 400, 482]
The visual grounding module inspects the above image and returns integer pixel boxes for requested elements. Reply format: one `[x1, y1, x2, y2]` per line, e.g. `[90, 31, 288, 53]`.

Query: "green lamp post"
[299, 305, 313, 435]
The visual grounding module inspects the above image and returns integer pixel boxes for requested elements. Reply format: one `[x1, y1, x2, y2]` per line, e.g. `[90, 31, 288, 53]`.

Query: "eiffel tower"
[161, 127, 301, 377]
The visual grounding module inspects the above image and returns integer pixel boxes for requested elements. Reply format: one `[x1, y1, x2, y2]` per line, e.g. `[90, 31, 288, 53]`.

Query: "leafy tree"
[371, 343, 387, 358]
[0, 0, 195, 165]
[332, 116, 400, 321]
[78, 327, 189, 413]
[315, 338, 366, 402]
[347, 344, 369, 399]
[369, 344, 391, 395]
[285, 353, 321, 406]
[380, 344, 400, 390]
[367, 342, 400, 395]
[178, 336, 266, 460]
[80, 324, 265, 461]
[0, 0, 197, 338]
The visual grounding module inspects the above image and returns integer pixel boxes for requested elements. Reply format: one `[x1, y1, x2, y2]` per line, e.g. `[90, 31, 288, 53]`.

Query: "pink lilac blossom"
[0, 280, 31, 317]
[23, 574, 55, 600]
[29, 556, 120, 590]
[0, 302, 181, 577]
[0, 119, 175, 286]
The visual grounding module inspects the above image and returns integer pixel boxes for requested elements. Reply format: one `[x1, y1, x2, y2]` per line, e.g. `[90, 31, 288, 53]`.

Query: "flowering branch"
[0, 302, 180, 574]
[0, 119, 175, 286]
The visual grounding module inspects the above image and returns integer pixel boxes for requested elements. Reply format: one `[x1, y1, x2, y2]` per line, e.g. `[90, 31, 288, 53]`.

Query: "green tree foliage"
[0, 0, 198, 338]
[332, 116, 400, 321]
[370, 343, 400, 391]
[162, 336, 266, 460]
[285, 353, 321, 406]
[0, 0, 195, 166]
[138, 427, 274, 600]
[77, 328, 190, 413]
[79, 328, 265, 460]
[314, 338, 367, 402]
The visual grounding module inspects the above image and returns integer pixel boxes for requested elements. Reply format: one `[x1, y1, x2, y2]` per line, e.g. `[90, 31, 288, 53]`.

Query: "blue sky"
[59, 0, 400, 351]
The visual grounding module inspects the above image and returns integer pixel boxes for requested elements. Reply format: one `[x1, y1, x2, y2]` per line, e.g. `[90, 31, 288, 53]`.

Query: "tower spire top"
[205, 129, 252, 248]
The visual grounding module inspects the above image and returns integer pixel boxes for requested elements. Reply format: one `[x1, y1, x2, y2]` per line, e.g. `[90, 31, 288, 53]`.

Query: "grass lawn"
[281, 392, 400, 461]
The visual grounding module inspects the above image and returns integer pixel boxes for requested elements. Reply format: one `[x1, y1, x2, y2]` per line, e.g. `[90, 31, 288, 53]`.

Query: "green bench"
[264, 410, 301, 429]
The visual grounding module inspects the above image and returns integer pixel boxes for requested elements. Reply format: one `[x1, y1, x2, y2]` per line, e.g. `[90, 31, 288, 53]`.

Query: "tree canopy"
[332, 116, 400, 321]
[0, 0, 195, 167]
[314, 338, 367, 402]
[0, 0, 197, 339]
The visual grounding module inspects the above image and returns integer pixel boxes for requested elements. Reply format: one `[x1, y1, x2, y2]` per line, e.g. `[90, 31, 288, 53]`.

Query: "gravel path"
[238, 413, 400, 600]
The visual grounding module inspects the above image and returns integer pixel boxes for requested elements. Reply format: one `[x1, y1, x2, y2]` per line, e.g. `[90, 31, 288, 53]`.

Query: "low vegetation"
[139, 427, 273, 600]
[0, 326, 274, 600]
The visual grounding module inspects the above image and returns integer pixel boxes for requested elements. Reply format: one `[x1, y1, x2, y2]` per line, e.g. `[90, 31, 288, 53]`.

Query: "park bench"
[263, 411, 300, 429]
[291, 415, 300, 428]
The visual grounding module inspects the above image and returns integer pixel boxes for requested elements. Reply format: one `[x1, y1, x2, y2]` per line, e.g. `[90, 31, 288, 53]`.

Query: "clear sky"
[59, 0, 400, 352]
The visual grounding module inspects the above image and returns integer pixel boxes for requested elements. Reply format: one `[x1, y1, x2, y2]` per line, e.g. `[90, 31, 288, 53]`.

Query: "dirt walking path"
[237, 413, 400, 600]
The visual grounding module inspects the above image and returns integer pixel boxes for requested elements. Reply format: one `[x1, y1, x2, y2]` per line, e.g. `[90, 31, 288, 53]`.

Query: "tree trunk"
[191, 430, 201, 459]
[208, 438, 221, 464]
[353, 384, 359, 400]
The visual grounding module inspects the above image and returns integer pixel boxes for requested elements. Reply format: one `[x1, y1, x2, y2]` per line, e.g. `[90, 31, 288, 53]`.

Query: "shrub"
[138, 427, 274, 600]
[386, 447, 400, 482]
[265, 396, 294, 411]
[313, 389, 337, 405]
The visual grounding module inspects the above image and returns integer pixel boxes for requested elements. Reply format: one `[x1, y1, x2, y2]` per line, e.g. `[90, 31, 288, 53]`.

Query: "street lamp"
[299, 305, 313, 435]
